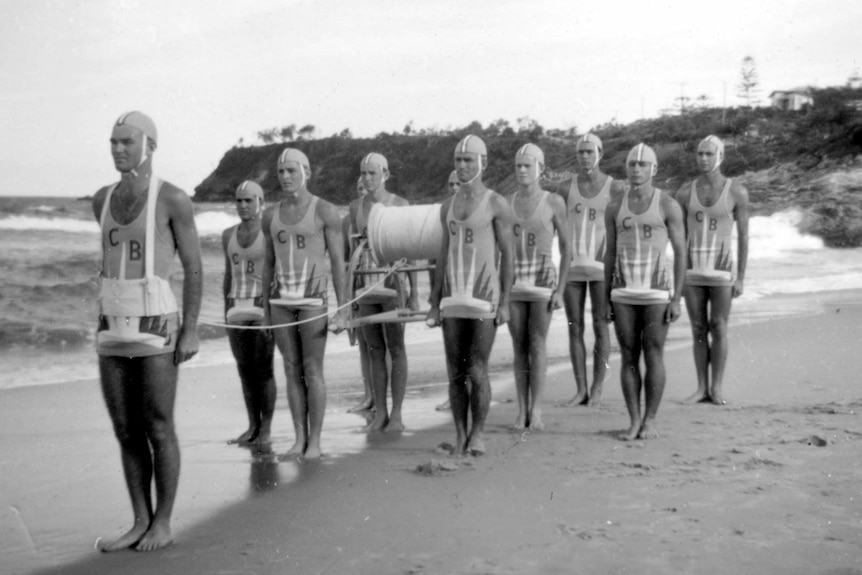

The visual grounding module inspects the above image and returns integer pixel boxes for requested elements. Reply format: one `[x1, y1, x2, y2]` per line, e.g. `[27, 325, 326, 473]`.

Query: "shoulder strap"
[144, 176, 162, 279]
[99, 182, 121, 228]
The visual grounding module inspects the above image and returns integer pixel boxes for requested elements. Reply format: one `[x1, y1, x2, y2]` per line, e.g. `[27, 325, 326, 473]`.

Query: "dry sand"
[3, 291, 862, 575]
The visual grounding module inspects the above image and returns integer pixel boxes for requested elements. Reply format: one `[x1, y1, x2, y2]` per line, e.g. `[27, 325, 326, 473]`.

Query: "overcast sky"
[2, 0, 860, 197]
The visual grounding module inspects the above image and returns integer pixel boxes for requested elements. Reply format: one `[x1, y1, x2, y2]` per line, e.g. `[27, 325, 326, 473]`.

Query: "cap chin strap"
[129, 134, 149, 178]
[464, 155, 483, 185]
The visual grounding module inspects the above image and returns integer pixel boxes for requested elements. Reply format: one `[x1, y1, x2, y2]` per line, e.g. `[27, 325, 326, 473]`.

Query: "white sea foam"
[0, 215, 99, 233]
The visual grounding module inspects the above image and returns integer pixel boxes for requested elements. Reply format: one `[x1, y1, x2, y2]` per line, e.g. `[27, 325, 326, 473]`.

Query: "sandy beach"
[3, 290, 862, 575]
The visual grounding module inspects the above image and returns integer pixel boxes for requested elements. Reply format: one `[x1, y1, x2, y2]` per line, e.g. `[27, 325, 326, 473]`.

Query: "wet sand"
[3, 291, 862, 575]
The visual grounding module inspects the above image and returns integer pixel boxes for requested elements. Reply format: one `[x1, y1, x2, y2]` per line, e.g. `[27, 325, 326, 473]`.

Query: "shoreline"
[3, 289, 862, 574]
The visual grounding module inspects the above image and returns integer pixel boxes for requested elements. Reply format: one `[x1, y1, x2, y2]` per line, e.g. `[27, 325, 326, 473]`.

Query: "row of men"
[92, 111, 747, 551]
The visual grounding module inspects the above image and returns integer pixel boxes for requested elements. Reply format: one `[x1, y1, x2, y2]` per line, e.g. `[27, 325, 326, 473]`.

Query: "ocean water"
[1, 196, 861, 390]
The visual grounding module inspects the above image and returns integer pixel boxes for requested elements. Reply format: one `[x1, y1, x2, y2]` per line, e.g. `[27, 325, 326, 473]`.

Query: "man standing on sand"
[675, 135, 749, 405]
[92, 111, 202, 551]
[558, 134, 625, 407]
[262, 148, 348, 460]
[222, 180, 276, 445]
[348, 152, 418, 432]
[428, 135, 514, 456]
[604, 143, 685, 440]
[434, 170, 462, 413]
[508, 143, 571, 431]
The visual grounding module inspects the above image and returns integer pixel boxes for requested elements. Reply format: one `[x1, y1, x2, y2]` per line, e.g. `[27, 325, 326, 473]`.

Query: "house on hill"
[769, 89, 813, 111]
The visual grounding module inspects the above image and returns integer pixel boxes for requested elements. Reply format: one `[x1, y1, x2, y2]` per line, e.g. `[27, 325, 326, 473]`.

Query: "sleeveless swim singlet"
[610, 187, 672, 305]
[511, 190, 557, 302]
[97, 177, 179, 356]
[686, 179, 735, 287]
[441, 190, 500, 319]
[270, 197, 329, 309]
[567, 176, 613, 282]
[226, 226, 266, 323]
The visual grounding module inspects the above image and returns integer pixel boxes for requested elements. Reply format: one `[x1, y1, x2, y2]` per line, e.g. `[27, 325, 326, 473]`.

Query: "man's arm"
[320, 200, 348, 332]
[426, 201, 451, 327]
[663, 192, 686, 324]
[548, 192, 571, 312]
[674, 182, 691, 240]
[166, 188, 202, 364]
[731, 182, 750, 298]
[602, 197, 620, 323]
[490, 192, 514, 326]
[221, 228, 233, 319]
[261, 208, 276, 326]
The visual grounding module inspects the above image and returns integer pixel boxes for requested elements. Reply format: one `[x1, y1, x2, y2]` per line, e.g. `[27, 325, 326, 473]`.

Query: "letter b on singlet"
[588, 208, 596, 221]
[129, 240, 142, 261]
[296, 235, 306, 249]
[527, 232, 536, 247]
[464, 228, 474, 244]
[246, 261, 255, 273]
[709, 218, 717, 231]
[642, 225, 652, 239]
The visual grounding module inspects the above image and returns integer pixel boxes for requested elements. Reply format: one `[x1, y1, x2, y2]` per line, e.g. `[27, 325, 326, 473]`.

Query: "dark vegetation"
[194, 86, 862, 245]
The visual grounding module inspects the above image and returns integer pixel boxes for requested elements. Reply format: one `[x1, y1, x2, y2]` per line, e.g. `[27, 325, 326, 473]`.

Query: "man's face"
[448, 175, 461, 195]
[515, 158, 539, 186]
[454, 152, 481, 183]
[234, 189, 261, 221]
[360, 163, 386, 195]
[576, 145, 600, 172]
[110, 125, 146, 172]
[277, 161, 305, 194]
[696, 143, 720, 173]
[626, 160, 654, 186]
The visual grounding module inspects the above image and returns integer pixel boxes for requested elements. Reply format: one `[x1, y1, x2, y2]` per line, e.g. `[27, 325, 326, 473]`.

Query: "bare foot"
[619, 424, 641, 441]
[709, 392, 727, 406]
[466, 436, 486, 456]
[347, 397, 374, 413]
[279, 440, 305, 461]
[683, 390, 710, 404]
[363, 413, 389, 432]
[98, 524, 148, 552]
[528, 410, 545, 431]
[135, 522, 173, 552]
[227, 428, 256, 445]
[561, 390, 589, 407]
[587, 384, 603, 406]
[303, 444, 322, 460]
[512, 412, 527, 431]
[249, 431, 271, 446]
[638, 420, 660, 439]
[384, 416, 405, 432]
[435, 399, 451, 412]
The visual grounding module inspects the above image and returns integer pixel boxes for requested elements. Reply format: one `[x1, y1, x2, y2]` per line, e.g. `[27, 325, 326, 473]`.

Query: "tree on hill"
[737, 56, 761, 108]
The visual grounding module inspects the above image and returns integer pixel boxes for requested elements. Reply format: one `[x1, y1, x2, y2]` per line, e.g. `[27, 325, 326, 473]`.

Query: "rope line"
[198, 260, 408, 330]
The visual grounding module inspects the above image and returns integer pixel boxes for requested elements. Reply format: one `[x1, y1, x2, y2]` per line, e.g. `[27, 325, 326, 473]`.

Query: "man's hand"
[732, 279, 744, 298]
[426, 305, 441, 328]
[665, 300, 681, 324]
[328, 307, 349, 334]
[174, 329, 199, 365]
[495, 304, 510, 326]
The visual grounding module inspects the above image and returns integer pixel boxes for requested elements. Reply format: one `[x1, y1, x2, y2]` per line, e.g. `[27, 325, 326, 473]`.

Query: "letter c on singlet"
[695, 211, 704, 223]
[513, 223, 521, 237]
[277, 230, 288, 244]
[448, 220, 457, 235]
[109, 228, 119, 247]
[232, 253, 239, 265]
[574, 203, 583, 214]
[622, 217, 632, 230]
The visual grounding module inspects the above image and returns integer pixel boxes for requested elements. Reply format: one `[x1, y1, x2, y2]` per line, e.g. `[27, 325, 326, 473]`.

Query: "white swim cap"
[115, 111, 157, 146]
[627, 143, 657, 165]
[236, 180, 264, 199]
[515, 143, 545, 166]
[278, 148, 310, 171]
[576, 133, 602, 153]
[455, 134, 487, 156]
[361, 152, 388, 170]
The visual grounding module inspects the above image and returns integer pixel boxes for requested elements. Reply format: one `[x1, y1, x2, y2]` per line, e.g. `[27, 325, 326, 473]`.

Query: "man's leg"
[227, 327, 261, 444]
[683, 285, 711, 403]
[296, 307, 329, 459]
[525, 300, 553, 430]
[98, 355, 153, 552]
[706, 286, 733, 405]
[587, 281, 611, 405]
[360, 306, 390, 432]
[562, 282, 590, 405]
[442, 318, 471, 454]
[465, 318, 497, 455]
[613, 302, 644, 441]
[639, 304, 671, 439]
[251, 328, 277, 443]
[272, 306, 307, 458]
[507, 301, 531, 430]
[347, 325, 375, 413]
[135, 352, 181, 551]
[382, 318, 408, 432]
